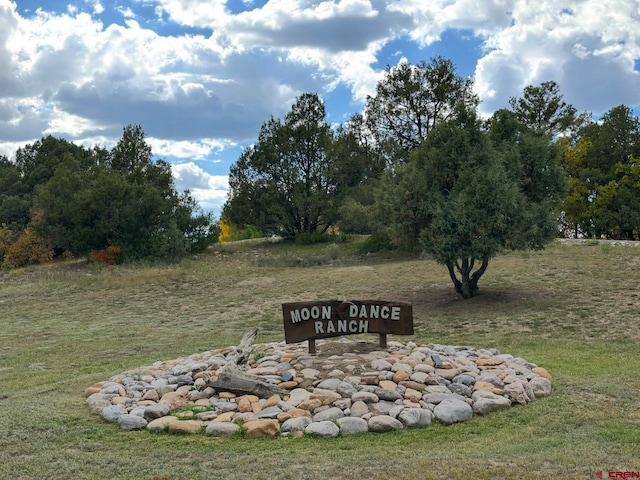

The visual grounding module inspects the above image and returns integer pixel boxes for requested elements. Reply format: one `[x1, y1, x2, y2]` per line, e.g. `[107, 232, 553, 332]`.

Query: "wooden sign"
[282, 300, 413, 352]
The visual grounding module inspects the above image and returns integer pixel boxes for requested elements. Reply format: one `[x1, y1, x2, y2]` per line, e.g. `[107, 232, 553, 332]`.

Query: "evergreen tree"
[1, 126, 217, 267]
[386, 104, 564, 298]
[224, 93, 377, 239]
[364, 56, 477, 165]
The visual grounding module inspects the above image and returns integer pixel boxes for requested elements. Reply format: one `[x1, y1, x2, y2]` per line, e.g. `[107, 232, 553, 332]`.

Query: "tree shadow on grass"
[406, 285, 558, 314]
[404, 285, 567, 341]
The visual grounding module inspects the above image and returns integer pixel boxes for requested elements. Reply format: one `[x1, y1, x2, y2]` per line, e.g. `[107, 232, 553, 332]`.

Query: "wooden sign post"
[282, 300, 414, 353]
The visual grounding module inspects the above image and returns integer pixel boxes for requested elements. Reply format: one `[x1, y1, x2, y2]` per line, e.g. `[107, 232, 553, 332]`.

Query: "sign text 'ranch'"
[282, 300, 413, 344]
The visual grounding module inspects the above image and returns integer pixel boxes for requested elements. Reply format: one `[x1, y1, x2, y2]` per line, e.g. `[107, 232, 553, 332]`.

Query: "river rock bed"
[85, 338, 553, 438]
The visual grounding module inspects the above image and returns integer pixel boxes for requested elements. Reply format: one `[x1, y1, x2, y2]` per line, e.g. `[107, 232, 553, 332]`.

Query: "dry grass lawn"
[0, 237, 639, 479]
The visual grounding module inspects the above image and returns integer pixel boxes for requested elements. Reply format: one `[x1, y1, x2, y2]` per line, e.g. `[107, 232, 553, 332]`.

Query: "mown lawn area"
[1, 238, 639, 479]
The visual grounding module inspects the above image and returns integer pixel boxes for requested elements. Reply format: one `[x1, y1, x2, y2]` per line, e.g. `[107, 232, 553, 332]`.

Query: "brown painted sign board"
[282, 300, 413, 345]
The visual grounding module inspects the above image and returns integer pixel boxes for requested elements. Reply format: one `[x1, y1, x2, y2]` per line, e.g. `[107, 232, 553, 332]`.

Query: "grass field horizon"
[1, 237, 639, 479]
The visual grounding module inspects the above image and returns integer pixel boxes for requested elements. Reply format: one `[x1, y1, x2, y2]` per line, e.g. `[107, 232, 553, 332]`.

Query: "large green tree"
[560, 105, 640, 239]
[341, 57, 478, 236]
[364, 56, 478, 165]
[223, 93, 377, 239]
[1, 136, 96, 233]
[587, 106, 640, 239]
[508, 80, 585, 137]
[0, 155, 30, 228]
[329, 115, 385, 234]
[15, 135, 95, 191]
[387, 104, 564, 298]
[557, 137, 593, 237]
[0, 126, 217, 266]
[34, 126, 217, 259]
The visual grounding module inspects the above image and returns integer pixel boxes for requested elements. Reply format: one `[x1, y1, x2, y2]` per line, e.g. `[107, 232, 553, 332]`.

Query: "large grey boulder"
[529, 377, 552, 397]
[118, 414, 148, 431]
[281, 416, 312, 432]
[433, 398, 473, 425]
[397, 408, 433, 428]
[205, 422, 240, 437]
[368, 415, 403, 432]
[336, 417, 369, 435]
[102, 404, 128, 423]
[312, 407, 344, 422]
[144, 402, 170, 420]
[305, 421, 340, 438]
[472, 394, 512, 415]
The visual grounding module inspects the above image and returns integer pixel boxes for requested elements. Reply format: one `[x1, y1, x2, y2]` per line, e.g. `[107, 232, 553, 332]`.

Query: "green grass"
[1, 238, 639, 479]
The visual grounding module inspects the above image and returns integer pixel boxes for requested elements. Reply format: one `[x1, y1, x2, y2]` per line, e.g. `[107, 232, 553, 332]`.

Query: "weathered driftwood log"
[224, 327, 258, 367]
[206, 327, 287, 397]
[209, 369, 288, 398]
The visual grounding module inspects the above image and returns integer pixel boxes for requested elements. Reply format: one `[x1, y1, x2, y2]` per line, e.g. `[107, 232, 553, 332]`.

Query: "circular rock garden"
[85, 338, 553, 438]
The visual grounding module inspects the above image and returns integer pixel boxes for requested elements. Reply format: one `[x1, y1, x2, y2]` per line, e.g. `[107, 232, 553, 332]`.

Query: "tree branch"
[471, 255, 490, 283]
[447, 263, 463, 294]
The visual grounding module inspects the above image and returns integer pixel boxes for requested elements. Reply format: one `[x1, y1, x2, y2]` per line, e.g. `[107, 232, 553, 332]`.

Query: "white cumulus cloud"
[172, 161, 229, 215]
[0, 0, 639, 211]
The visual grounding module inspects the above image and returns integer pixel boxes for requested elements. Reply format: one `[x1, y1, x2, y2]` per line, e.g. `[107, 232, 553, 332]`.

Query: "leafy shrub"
[218, 220, 264, 242]
[338, 197, 377, 234]
[218, 220, 232, 242]
[2, 226, 54, 268]
[90, 245, 124, 265]
[182, 214, 219, 253]
[359, 232, 396, 253]
[0, 224, 19, 264]
[232, 225, 264, 241]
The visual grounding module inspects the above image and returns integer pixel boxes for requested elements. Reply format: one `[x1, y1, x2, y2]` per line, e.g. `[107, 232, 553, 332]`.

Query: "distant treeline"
[220, 58, 640, 297]
[222, 61, 640, 244]
[0, 125, 217, 268]
[2, 58, 639, 274]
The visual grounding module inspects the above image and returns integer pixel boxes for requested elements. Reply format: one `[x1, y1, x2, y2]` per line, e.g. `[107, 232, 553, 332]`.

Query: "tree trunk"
[447, 256, 490, 299]
[447, 263, 463, 296]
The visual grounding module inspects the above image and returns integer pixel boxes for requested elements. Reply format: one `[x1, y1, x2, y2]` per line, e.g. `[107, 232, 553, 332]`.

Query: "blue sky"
[1, 0, 640, 216]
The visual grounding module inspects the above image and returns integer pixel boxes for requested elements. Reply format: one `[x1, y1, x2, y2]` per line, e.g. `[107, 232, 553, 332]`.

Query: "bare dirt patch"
[304, 340, 383, 357]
